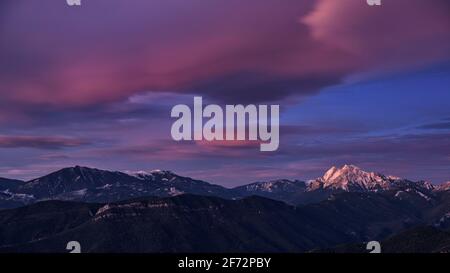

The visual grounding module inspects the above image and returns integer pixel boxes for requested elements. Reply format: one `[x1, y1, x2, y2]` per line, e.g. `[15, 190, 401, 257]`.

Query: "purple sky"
[0, 0, 449, 186]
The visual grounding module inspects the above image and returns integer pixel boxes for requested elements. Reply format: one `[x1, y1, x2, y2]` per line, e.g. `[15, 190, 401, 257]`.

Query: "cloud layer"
[1, 0, 449, 113]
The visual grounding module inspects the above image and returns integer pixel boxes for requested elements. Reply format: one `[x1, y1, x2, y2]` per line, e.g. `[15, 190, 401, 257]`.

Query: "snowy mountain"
[0, 166, 230, 208]
[308, 164, 434, 192]
[321, 164, 394, 191]
[21, 166, 144, 199]
[231, 165, 437, 205]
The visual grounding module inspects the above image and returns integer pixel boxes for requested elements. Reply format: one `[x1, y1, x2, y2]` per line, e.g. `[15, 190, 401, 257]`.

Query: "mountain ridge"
[0, 164, 447, 209]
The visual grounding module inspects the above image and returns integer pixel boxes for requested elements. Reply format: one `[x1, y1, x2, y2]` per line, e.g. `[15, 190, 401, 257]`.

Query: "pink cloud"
[303, 0, 450, 74]
[0, 0, 448, 114]
[0, 135, 89, 149]
[0, 0, 345, 110]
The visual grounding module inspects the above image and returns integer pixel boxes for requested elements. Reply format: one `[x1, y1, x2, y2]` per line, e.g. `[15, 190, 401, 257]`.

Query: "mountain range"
[0, 164, 443, 209]
[0, 164, 449, 253]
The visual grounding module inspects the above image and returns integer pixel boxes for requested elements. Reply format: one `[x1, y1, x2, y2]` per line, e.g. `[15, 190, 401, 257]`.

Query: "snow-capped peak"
[315, 164, 395, 191]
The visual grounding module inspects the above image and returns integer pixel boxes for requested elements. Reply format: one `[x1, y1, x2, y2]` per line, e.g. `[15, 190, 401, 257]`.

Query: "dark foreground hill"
[318, 226, 450, 253]
[1, 190, 449, 253]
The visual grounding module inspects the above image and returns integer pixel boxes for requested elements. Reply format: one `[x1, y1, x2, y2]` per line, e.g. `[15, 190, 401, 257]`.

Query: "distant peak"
[317, 164, 433, 192]
[317, 164, 394, 191]
[322, 165, 365, 182]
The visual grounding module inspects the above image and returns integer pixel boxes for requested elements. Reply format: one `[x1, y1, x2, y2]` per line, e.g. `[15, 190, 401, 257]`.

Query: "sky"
[0, 0, 449, 187]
